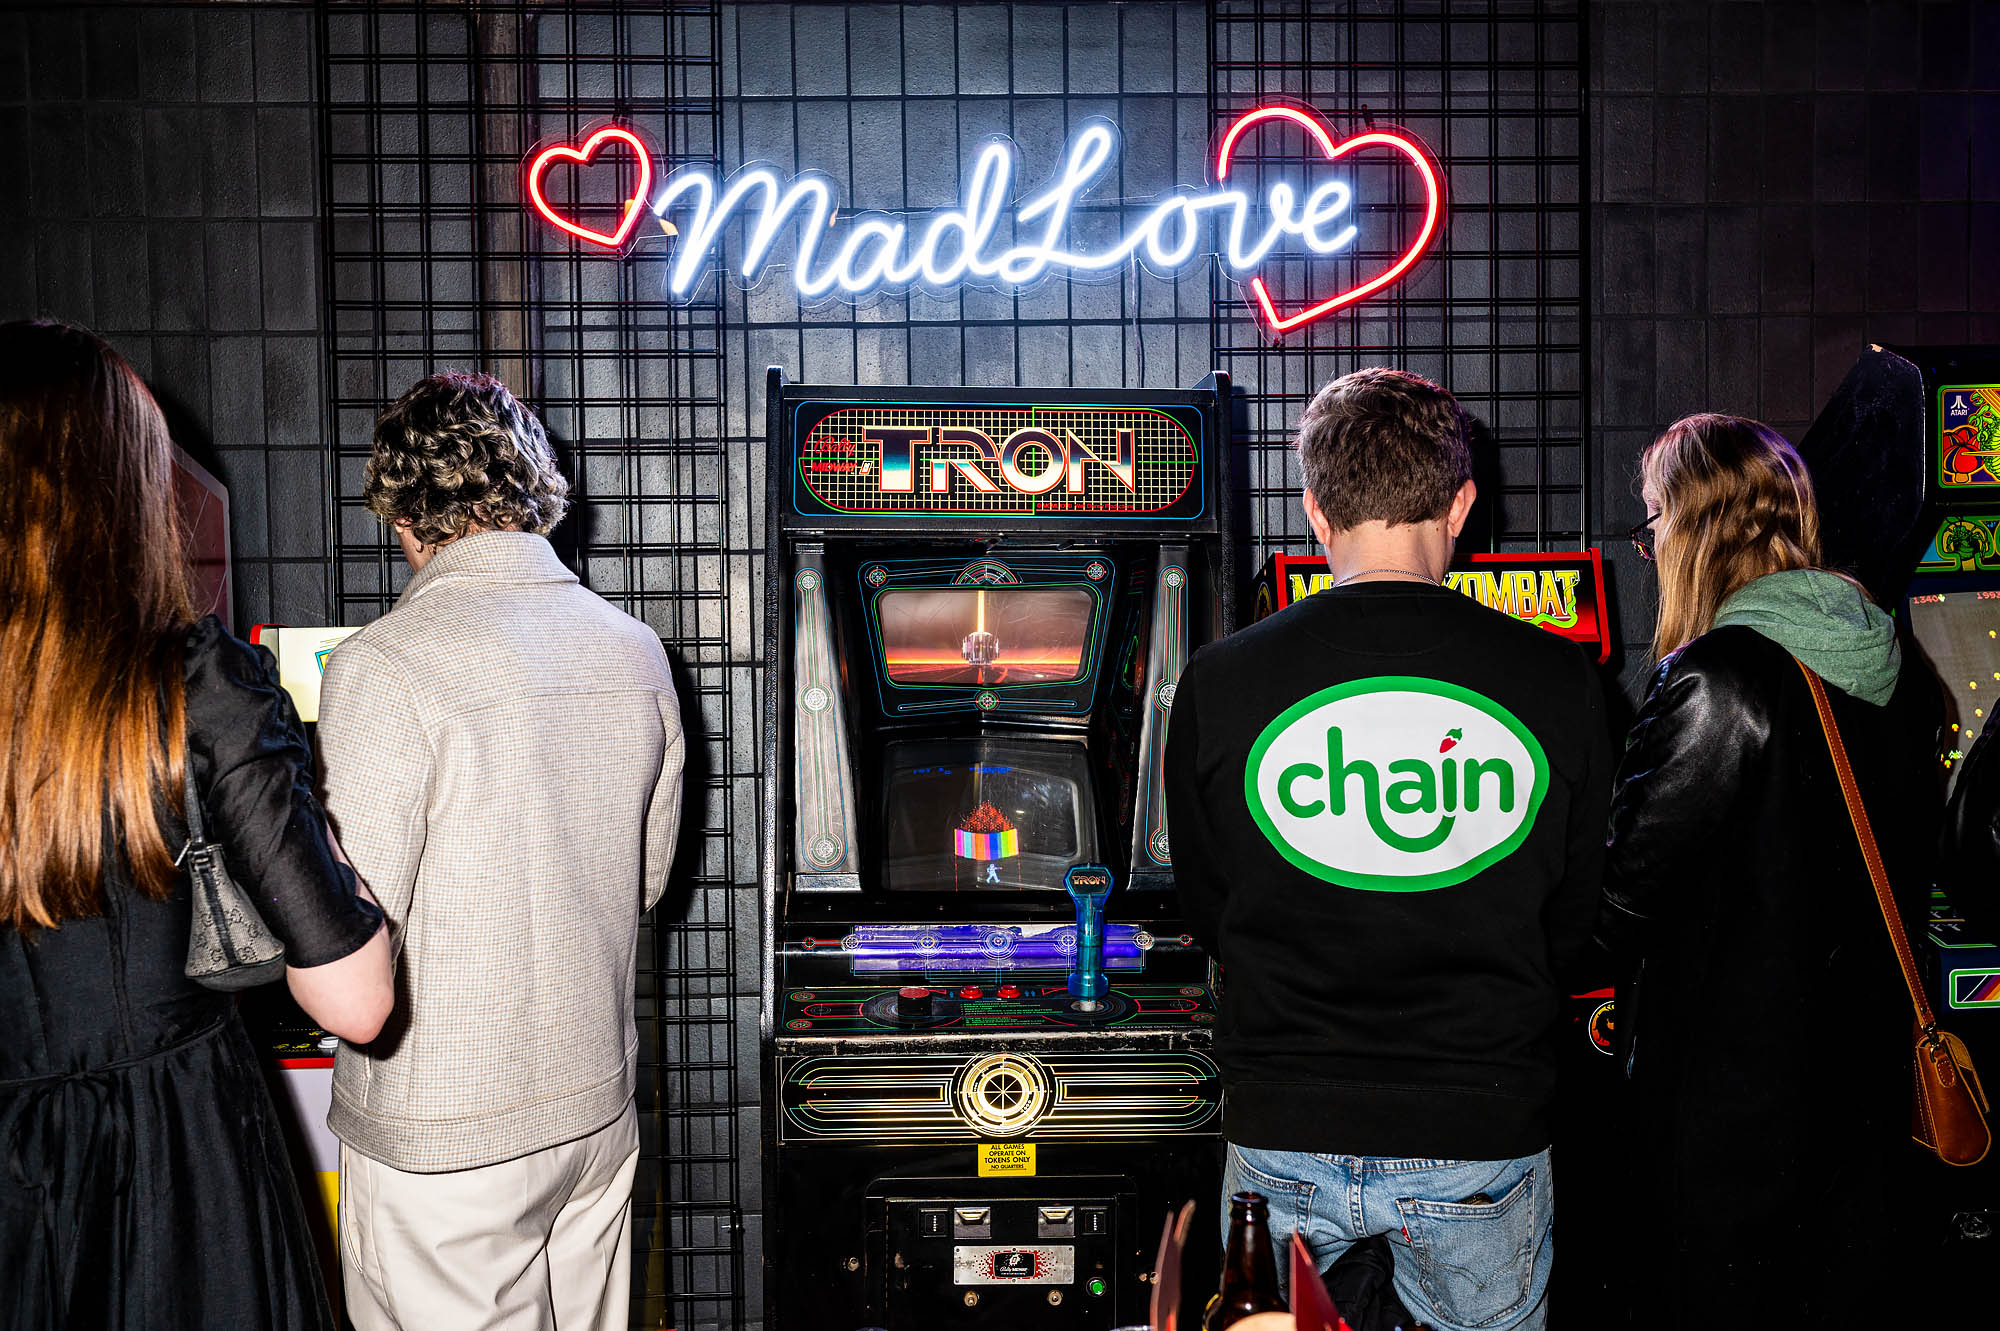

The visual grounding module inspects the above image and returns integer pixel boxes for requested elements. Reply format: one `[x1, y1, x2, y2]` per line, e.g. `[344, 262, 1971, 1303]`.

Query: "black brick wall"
[0, 1, 329, 631]
[1591, 0, 2000, 690]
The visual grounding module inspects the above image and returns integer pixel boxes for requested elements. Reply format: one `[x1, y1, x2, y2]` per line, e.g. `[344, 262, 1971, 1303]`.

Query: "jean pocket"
[1393, 1166, 1541, 1329]
[1222, 1146, 1319, 1278]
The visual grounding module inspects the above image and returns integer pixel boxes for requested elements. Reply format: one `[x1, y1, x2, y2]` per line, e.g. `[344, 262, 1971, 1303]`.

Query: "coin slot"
[953, 1206, 992, 1240]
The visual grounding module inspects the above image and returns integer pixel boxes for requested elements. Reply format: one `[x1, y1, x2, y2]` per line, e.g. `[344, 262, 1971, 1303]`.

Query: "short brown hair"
[1294, 367, 1472, 532]
[365, 371, 570, 545]
[1641, 413, 1822, 659]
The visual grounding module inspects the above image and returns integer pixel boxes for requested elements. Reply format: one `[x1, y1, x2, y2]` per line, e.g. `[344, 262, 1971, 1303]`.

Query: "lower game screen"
[881, 737, 1096, 892]
[1906, 586, 2000, 791]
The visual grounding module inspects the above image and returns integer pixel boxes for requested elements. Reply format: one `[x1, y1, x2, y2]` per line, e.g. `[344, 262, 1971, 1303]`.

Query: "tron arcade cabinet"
[1797, 344, 2000, 1248]
[760, 371, 1235, 1330]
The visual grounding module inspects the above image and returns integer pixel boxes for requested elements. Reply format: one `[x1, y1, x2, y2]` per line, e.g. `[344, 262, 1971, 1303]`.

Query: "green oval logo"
[1244, 676, 1549, 891]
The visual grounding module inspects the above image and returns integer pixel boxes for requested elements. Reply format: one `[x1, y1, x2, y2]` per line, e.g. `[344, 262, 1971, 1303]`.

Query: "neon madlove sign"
[525, 106, 1444, 335]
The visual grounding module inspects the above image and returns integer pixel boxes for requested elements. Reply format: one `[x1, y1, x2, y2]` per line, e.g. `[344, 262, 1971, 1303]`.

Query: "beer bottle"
[1202, 1191, 1287, 1330]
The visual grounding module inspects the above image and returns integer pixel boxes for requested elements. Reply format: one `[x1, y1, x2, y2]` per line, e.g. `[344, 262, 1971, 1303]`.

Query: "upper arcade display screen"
[1938, 384, 2000, 490]
[858, 553, 1117, 718]
[879, 586, 1096, 687]
[880, 738, 1097, 893]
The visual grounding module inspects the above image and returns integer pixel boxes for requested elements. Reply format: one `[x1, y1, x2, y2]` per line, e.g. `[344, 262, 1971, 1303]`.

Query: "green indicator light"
[1088, 1278, 1106, 1297]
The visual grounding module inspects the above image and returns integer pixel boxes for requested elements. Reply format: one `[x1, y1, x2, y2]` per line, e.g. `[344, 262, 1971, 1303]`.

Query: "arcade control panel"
[773, 907, 1222, 1148]
[776, 913, 1217, 1038]
[779, 977, 1215, 1036]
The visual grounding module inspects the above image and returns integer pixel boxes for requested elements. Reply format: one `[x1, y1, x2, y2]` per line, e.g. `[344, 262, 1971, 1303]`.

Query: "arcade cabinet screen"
[1907, 587, 2000, 791]
[878, 586, 1094, 686]
[880, 738, 1096, 892]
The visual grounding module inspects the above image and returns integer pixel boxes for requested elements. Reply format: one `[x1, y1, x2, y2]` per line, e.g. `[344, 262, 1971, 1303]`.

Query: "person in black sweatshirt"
[1166, 368, 1610, 1331]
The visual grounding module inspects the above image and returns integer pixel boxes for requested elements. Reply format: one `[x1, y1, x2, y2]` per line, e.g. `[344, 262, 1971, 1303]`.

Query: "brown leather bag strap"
[1796, 659, 1940, 1033]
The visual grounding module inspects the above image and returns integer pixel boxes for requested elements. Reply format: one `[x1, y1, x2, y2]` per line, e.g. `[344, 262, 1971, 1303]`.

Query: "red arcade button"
[958, 984, 983, 1000]
[997, 983, 1022, 999]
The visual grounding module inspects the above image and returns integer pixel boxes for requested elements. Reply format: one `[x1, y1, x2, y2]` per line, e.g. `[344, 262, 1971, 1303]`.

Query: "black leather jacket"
[1944, 723, 2000, 941]
[1593, 625, 1943, 1302]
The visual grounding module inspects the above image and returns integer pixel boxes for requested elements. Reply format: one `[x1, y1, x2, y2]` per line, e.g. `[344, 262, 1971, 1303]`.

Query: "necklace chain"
[1332, 566, 1437, 587]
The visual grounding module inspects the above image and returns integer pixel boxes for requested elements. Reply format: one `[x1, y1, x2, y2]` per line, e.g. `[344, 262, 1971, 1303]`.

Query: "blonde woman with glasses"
[1595, 414, 1942, 1324]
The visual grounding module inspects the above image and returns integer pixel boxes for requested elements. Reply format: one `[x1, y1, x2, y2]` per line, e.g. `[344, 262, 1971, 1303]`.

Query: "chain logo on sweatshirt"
[1244, 676, 1549, 891]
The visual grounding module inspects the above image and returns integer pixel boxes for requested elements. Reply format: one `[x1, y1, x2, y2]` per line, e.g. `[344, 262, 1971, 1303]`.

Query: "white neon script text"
[646, 121, 1362, 300]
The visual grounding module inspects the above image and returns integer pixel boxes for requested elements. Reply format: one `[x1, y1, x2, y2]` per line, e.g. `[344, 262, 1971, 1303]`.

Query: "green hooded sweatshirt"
[1711, 568, 1902, 706]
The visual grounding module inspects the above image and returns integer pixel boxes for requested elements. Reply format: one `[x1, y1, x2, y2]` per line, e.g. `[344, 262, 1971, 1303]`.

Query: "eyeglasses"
[1629, 511, 1662, 561]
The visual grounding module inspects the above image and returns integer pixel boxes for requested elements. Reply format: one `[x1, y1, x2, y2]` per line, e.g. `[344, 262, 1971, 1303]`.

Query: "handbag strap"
[180, 748, 206, 852]
[1795, 658, 1940, 1035]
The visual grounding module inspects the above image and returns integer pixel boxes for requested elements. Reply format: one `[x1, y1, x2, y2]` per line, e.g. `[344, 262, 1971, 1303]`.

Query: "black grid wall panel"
[319, 5, 743, 1329]
[716, 0, 1214, 463]
[1210, 0, 1587, 565]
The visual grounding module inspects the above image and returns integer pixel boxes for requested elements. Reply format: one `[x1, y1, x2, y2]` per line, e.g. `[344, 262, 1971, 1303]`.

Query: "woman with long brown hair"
[1596, 415, 1942, 1323]
[0, 321, 393, 1328]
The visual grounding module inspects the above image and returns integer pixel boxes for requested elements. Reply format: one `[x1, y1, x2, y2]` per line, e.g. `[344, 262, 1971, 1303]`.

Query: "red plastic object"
[958, 985, 983, 1000]
[997, 983, 1022, 1000]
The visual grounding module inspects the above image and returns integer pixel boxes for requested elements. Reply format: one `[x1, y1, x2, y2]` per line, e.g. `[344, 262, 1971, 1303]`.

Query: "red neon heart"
[527, 126, 654, 249]
[1214, 107, 1444, 334]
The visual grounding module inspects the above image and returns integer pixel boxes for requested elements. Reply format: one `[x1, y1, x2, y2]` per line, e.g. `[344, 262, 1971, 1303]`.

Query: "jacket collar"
[395, 531, 577, 608]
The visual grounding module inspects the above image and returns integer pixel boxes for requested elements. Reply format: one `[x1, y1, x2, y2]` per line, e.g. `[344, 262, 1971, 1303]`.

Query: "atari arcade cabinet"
[760, 370, 1235, 1330]
[1797, 345, 2000, 1242]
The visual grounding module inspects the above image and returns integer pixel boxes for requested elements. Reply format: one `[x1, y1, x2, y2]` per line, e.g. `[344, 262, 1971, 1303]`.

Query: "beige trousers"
[339, 1101, 640, 1331]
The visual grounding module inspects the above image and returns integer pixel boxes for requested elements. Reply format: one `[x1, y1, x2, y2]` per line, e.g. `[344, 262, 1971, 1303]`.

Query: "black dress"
[1, 617, 383, 1330]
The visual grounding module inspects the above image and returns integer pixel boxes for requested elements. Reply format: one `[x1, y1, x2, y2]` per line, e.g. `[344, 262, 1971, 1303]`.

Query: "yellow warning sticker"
[977, 1142, 1037, 1177]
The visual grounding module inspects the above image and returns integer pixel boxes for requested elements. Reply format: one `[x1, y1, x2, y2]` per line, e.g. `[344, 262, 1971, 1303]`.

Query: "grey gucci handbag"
[181, 756, 287, 990]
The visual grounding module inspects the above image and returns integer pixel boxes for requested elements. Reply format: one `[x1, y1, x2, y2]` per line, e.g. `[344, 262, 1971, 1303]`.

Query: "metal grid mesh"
[317, 6, 1587, 1327]
[713, 2, 1217, 476]
[319, 5, 743, 1328]
[1210, 0, 1587, 561]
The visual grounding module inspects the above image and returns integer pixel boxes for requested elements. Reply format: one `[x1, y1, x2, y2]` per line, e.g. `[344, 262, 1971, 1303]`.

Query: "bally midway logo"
[1245, 677, 1548, 891]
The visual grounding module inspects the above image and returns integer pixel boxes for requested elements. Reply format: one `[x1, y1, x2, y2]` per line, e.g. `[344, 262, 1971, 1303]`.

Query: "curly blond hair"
[365, 372, 570, 545]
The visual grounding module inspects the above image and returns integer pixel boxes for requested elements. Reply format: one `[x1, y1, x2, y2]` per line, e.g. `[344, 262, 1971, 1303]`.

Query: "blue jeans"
[1222, 1142, 1552, 1331]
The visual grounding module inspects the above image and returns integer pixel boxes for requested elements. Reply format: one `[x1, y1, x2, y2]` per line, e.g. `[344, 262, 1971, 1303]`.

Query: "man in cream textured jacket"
[318, 371, 683, 1331]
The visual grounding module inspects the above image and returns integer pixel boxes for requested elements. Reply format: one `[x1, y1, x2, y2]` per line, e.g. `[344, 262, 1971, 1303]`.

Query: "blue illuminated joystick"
[1064, 863, 1114, 1011]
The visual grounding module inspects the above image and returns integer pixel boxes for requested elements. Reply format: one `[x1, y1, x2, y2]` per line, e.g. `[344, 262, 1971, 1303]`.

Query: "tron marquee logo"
[796, 405, 1199, 517]
[525, 106, 1444, 334]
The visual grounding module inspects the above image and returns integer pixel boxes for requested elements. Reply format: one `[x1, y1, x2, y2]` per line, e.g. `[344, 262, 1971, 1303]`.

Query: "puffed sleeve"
[183, 617, 384, 967]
